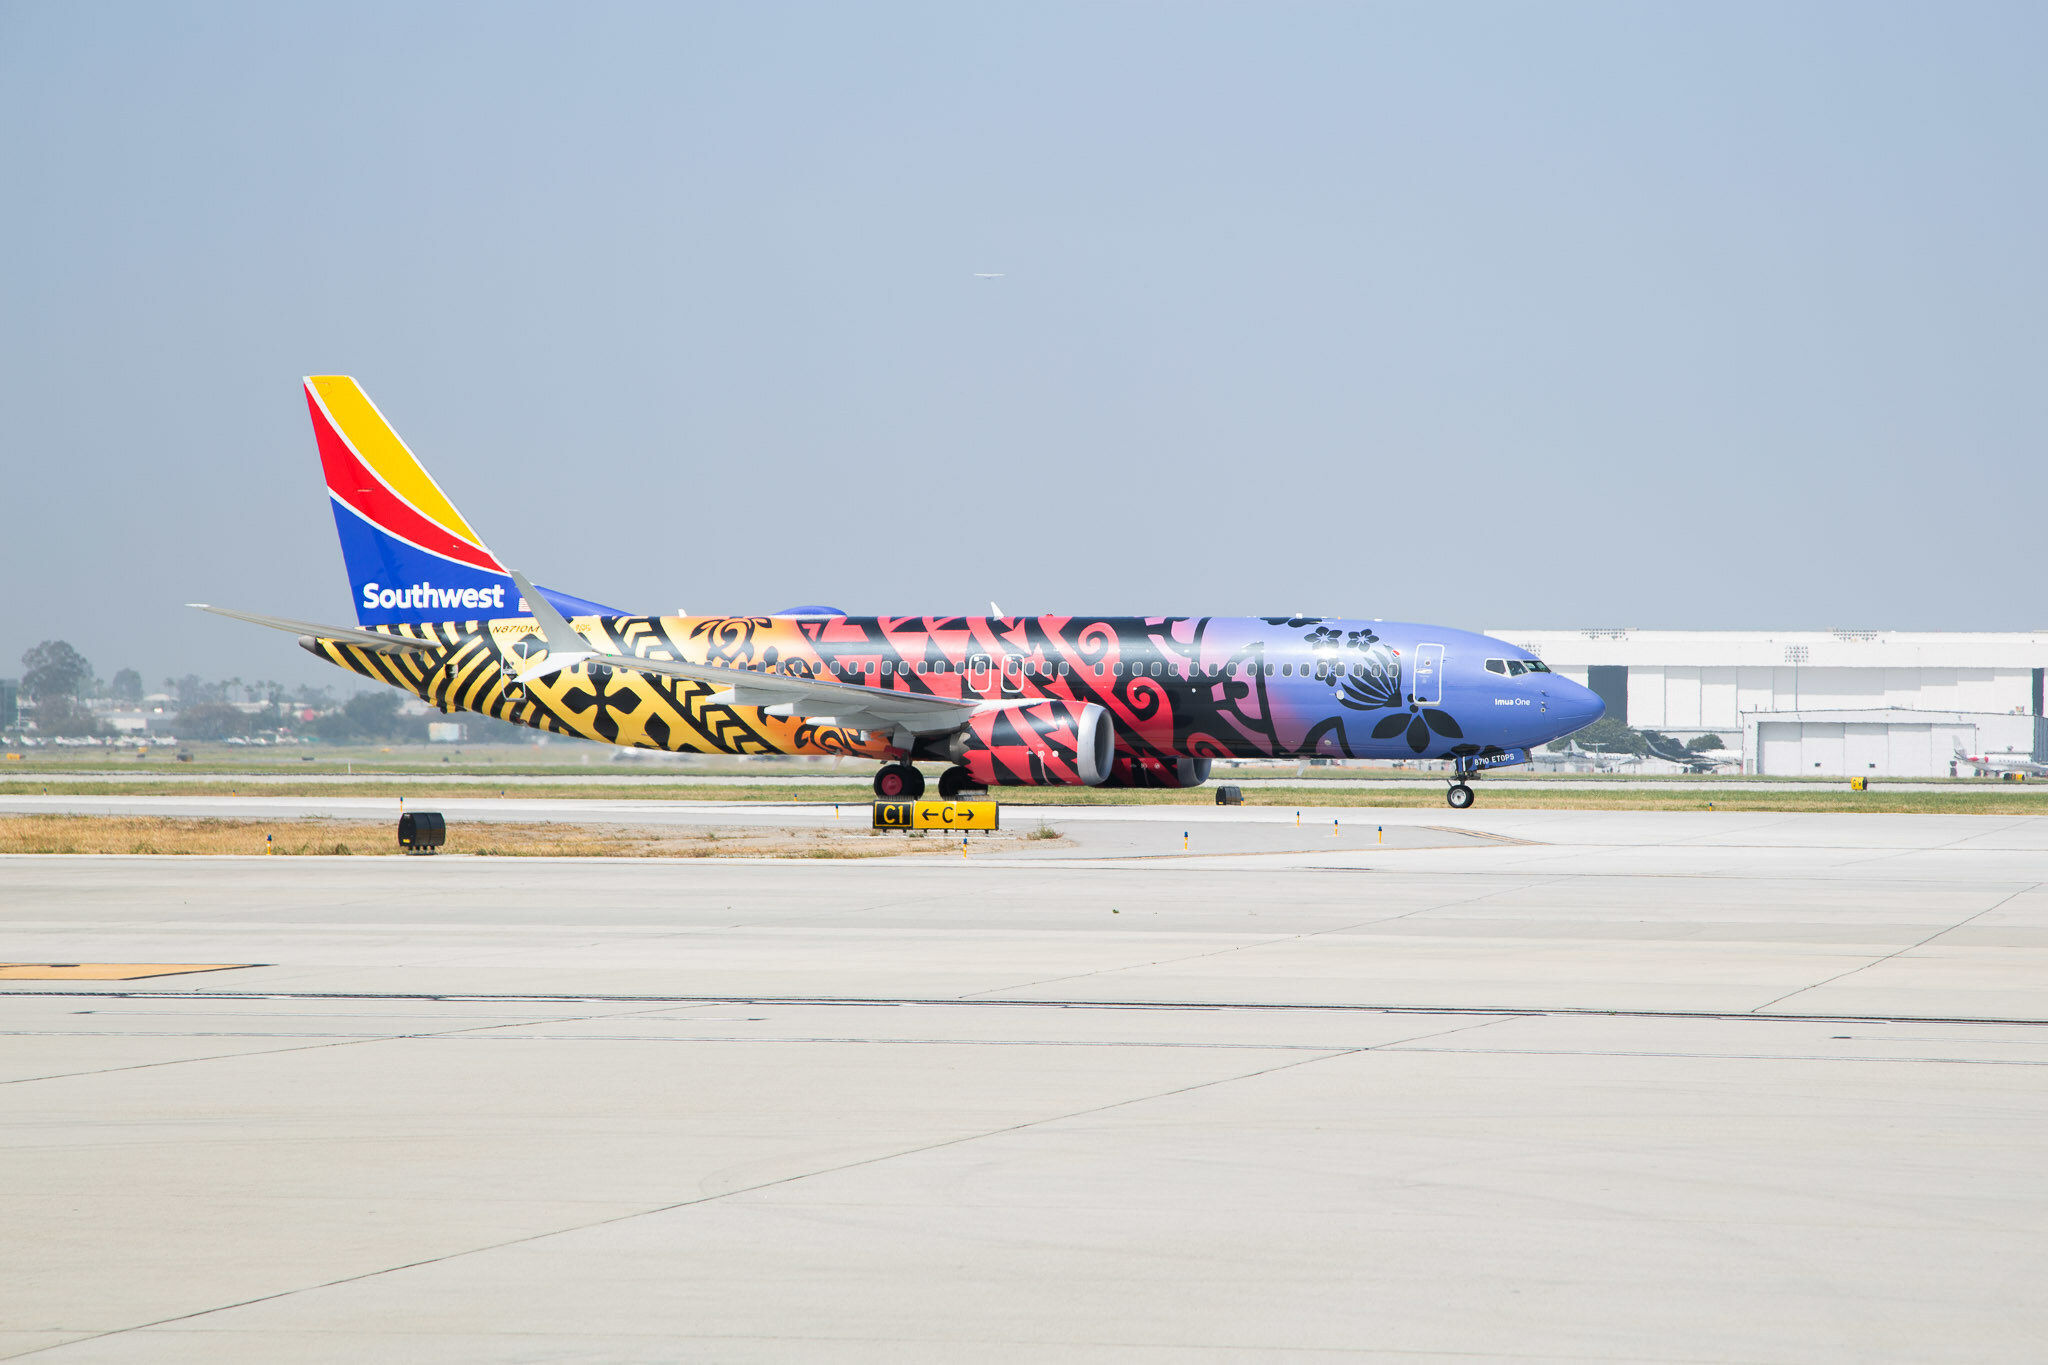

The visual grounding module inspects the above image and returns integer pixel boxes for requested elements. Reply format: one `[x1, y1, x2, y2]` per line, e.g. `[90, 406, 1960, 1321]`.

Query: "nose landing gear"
[1444, 754, 1481, 809]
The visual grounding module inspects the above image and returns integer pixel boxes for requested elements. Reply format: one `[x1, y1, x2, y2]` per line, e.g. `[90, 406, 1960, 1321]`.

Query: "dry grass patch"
[0, 815, 1048, 858]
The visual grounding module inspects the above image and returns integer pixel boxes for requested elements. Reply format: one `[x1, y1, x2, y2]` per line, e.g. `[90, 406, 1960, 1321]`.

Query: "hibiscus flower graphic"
[1371, 702, 1464, 754]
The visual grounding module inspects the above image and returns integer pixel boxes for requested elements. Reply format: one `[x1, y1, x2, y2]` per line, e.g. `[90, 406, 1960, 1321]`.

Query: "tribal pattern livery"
[194, 376, 1607, 808]
[306, 610, 1591, 771]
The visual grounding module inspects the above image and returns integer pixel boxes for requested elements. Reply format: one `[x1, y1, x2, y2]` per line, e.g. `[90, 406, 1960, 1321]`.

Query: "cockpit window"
[1526, 659, 1550, 672]
[1505, 659, 1527, 676]
[1485, 659, 1507, 675]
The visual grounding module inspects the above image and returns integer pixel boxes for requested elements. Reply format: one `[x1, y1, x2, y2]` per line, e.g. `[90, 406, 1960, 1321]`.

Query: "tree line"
[10, 639, 489, 743]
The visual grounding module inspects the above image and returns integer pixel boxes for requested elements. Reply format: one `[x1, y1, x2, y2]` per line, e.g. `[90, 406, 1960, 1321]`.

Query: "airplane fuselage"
[307, 611, 1605, 784]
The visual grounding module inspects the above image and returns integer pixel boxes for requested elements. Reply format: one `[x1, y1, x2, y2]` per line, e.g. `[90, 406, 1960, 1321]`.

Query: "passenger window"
[1486, 659, 1507, 675]
[1150, 661, 1163, 676]
[1281, 664, 1292, 676]
[1059, 662, 1069, 676]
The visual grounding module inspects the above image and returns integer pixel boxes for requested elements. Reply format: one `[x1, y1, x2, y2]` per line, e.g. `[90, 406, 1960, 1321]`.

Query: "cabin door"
[1412, 643, 1445, 707]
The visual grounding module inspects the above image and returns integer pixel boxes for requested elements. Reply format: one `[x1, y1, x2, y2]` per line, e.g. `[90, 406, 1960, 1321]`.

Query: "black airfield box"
[398, 810, 446, 854]
[1214, 785, 1244, 806]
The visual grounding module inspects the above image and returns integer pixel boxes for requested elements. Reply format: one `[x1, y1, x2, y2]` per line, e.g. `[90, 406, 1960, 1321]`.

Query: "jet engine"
[1093, 755, 1213, 788]
[945, 700, 1114, 787]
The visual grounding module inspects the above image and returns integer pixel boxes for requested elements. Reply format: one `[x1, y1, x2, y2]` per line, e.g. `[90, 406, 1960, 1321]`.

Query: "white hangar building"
[1489, 629, 2048, 777]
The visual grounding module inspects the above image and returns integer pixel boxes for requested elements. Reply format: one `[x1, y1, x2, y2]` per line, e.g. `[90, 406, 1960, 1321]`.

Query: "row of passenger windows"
[823, 658, 1377, 680]
[1484, 658, 1551, 676]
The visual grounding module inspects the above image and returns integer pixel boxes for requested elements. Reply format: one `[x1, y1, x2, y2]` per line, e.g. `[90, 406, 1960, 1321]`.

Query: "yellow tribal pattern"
[309, 615, 892, 758]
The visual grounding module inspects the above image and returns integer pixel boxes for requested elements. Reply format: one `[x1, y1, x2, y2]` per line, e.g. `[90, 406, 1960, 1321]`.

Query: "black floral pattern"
[560, 662, 644, 744]
[1371, 705, 1464, 754]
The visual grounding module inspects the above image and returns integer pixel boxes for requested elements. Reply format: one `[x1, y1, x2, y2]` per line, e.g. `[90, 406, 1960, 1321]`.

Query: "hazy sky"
[3, 2, 2043, 691]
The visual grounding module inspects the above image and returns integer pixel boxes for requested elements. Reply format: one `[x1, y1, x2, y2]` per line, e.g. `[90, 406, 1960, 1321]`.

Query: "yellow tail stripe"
[307, 375, 483, 547]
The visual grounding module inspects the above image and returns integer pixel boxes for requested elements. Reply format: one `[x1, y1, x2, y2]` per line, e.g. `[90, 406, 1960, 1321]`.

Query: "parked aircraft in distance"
[193, 378, 1605, 808]
[1952, 745, 2048, 778]
[1535, 739, 1636, 774]
[973, 272, 1005, 278]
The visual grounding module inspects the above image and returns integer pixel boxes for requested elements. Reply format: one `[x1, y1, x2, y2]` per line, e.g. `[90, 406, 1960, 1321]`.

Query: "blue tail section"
[308, 375, 624, 624]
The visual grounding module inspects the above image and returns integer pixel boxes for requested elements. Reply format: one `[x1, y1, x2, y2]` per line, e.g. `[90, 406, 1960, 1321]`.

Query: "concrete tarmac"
[3, 808, 2045, 1360]
[13, 767, 2048, 794]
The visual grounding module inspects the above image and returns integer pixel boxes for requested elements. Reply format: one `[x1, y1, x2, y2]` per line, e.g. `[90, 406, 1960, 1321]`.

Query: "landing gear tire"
[937, 766, 979, 801]
[874, 763, 925, 799]
[1446, 783, 1474, 810]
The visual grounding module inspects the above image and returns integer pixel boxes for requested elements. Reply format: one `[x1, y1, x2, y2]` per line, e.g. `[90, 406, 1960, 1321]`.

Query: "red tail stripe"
[307, 389, 502, 573]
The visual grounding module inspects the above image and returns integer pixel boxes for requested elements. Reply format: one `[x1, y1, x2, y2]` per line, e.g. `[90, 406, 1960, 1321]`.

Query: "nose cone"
[1554, 679, 1605, 736]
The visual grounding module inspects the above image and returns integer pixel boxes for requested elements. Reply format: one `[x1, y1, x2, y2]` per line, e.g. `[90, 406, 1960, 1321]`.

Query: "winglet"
[509, 570, 600, 681]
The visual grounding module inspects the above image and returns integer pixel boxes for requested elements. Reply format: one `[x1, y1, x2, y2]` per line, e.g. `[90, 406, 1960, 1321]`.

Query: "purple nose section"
[1556, 680, 1605, 733]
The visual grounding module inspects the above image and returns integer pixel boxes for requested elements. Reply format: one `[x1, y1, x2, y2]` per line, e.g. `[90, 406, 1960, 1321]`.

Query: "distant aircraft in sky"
[972, 272, 1005, 279]
[193, 378, 1604, 808]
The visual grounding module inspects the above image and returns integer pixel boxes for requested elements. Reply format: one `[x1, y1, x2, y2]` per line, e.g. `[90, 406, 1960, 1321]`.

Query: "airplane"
[1534, 739, 1635, 773]
[191, 377, 1607, 809]
[1952, 745, 2048, 778]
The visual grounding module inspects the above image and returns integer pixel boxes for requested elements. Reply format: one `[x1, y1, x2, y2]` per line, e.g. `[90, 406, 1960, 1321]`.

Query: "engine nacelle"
[1093, 755, 1213, 789]
[948, 700, 1114, 787]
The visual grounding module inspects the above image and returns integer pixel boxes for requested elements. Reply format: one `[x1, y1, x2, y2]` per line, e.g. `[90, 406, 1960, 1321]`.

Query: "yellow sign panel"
[872, 800, 1001, 831]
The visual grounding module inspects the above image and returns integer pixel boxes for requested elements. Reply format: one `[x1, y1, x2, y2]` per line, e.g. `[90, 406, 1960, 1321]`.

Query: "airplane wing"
[506, 571, 981, 740]
[188, 604, 439, 655]
[588, 649, 983, 738]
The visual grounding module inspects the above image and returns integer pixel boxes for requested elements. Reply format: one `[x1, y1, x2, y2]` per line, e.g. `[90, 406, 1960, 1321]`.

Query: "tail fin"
[305, 376, 619, 625]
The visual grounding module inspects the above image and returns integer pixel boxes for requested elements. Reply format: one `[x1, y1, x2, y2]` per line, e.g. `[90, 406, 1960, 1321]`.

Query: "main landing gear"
[936, 766, 981, 801]
[1444, 755, 1479, 810]
[873, 763, 924, 799]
